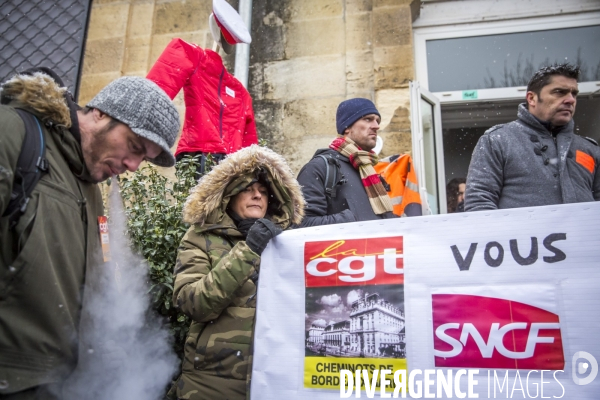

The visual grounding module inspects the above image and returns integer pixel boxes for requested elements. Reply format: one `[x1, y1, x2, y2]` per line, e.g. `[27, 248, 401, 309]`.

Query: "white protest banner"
[251, 202, 600, 399]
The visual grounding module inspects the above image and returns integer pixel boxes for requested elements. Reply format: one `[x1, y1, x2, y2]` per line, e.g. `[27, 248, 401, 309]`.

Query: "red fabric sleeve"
[146, 38, 205, 99]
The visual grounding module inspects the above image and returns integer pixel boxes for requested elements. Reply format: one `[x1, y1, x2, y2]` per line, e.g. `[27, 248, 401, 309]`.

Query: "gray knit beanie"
[87, 76, 180, 167]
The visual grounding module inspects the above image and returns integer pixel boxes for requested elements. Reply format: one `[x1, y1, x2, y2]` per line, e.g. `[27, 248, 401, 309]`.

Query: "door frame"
[410, 81, 447, 215]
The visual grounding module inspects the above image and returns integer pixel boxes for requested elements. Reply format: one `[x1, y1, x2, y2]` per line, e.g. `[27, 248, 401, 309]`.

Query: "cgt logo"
[432, 294, 565, 370]
[98, 216, 109, 233]
[304, 237, 403, 287]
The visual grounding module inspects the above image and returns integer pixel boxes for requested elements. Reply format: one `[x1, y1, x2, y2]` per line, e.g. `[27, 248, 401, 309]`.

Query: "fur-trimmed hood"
[183, 145, 305, 228]
[0, 72, 71, 127]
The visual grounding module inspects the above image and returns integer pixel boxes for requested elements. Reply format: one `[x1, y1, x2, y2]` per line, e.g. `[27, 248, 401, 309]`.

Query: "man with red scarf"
[297, 98, 397, 227]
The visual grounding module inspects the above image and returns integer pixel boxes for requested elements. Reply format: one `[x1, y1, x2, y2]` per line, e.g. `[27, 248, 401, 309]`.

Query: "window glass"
[426, 25, 600, 92]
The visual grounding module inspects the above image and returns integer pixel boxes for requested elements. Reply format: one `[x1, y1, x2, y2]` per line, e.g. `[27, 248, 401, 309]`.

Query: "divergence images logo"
[432, 294, 564, 370]
[304, 236, 403, 287]
[572, 351, 598, 385]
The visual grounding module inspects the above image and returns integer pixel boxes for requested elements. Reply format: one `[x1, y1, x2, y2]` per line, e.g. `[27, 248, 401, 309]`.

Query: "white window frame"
[414, 12, 600, 103]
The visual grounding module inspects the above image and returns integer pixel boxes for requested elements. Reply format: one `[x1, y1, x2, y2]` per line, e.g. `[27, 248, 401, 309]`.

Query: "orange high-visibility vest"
[374, 154, 422, 217]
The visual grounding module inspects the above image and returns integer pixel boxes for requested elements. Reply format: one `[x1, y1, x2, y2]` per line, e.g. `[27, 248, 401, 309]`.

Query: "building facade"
[49, 0, 600, 210]
[78, 0, 420, 177]
[348, 292, 405, 357]
[322, 321, 351, 350]
[307, 292, 406, 358]
[307, 324, 324, 345]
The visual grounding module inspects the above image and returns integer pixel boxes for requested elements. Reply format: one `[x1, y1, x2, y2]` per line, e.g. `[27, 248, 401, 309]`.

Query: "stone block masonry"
[80, 0, 420, 175]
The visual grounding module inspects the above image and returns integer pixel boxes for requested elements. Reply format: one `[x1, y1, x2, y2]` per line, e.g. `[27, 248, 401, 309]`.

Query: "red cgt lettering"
[304, 237, 404, 287]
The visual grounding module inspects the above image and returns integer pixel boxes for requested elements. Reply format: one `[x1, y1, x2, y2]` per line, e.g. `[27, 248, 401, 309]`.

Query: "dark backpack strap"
[316, 154, 342, 199]
[3, 109, 49, 228]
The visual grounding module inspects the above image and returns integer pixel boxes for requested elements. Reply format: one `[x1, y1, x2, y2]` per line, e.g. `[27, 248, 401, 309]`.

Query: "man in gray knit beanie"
[0, 70, 180, 399]
[87, 77, 179, 166]
[80, 76, 180, 182]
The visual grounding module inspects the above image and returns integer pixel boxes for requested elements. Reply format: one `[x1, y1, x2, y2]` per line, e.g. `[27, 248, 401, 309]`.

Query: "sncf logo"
[304, 237, 403, 287]
[432, 294, 564, 370]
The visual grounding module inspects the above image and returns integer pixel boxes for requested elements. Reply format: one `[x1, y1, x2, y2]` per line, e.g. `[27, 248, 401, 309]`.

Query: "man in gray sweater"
[465, 63, 600, 211]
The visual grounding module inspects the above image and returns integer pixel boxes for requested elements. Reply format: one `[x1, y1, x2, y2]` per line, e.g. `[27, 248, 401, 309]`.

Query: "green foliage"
[118, 155, 213, 359]
[258, 137, 269, 148]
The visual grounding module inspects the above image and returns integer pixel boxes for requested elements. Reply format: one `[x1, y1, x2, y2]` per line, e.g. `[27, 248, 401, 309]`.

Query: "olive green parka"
[0, 73, 104, 395]
[172, 145, 304, 400]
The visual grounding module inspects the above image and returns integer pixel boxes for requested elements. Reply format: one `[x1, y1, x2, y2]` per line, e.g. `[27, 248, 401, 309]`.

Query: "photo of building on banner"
[303, 236, 407, 392]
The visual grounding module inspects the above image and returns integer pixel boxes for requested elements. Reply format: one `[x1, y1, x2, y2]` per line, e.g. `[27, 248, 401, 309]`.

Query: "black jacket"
[297, 148, 397, 227]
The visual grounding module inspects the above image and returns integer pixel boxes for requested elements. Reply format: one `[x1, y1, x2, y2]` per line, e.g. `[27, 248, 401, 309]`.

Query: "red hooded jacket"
[147, 38, 257, 155]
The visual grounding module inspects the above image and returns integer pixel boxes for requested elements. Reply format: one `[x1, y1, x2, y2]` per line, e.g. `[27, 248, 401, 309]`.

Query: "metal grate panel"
[0, 0, 91, 100]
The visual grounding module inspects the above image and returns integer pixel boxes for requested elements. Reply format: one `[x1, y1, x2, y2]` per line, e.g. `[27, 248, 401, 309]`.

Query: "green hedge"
[117, 155, 212, 359]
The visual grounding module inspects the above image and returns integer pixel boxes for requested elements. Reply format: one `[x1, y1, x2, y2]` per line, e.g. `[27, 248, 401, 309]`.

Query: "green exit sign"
[462, 90, 478, 100]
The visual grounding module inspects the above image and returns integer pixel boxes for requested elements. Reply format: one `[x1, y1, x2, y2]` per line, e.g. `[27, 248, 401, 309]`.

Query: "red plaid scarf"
[329, 136, 393, 215]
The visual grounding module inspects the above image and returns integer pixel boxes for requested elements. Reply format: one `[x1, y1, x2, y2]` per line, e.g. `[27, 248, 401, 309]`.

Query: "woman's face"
[230, 182, 269, 219]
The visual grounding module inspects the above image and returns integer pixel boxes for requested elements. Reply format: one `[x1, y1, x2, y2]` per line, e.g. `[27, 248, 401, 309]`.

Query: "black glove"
[236, 217, 258, 236]
[245, 218, 283, 255]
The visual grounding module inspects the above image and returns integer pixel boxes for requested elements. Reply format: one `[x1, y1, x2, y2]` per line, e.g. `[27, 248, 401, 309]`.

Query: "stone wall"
[249, 0, 420, 172]
[80, 0, 236, 176]
[81, 0, 419, 174]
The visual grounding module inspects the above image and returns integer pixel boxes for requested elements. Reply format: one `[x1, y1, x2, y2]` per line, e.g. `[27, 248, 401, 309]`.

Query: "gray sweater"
[465, 103, 600, 211]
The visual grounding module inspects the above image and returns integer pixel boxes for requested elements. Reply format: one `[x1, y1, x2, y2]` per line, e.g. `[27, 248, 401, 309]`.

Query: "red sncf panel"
[432, 294, 564, 370]
[304, 236, 403, 287]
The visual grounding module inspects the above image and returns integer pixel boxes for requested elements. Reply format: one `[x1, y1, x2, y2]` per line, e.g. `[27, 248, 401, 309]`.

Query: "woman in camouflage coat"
[171, 145, 305, 399]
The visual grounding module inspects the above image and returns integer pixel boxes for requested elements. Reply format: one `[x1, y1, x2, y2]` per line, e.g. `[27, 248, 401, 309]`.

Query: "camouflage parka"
[172, 145, 304, 400]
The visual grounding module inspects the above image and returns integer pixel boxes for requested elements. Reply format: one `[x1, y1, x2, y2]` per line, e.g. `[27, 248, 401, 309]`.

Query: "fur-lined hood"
[1, 72, 71, 127]
[183, 145, 305, 228]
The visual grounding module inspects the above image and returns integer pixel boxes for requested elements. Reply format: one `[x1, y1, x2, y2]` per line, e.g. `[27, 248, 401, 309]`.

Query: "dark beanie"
[336, 98, 380, 134]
